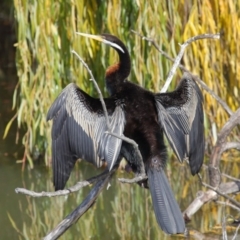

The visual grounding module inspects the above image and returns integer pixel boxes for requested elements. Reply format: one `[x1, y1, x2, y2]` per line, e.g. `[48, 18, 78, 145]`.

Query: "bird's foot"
[118, 173, 148, 184]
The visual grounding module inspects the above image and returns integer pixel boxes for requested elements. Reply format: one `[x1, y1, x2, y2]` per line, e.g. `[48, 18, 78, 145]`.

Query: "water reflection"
[2, 159, 238, 240]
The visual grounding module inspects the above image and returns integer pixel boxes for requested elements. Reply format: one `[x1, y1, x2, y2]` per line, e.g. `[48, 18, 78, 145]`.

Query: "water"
[0, 15, 239, 240]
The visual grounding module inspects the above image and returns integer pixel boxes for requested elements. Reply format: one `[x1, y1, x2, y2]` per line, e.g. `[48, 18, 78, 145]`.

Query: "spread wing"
[155, 72, 204, 175]
[47, 83, 125, 190]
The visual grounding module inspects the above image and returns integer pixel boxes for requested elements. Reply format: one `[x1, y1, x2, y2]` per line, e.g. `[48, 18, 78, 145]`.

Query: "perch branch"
[131, 30, 233, 116]
[15, 169, 111, 197]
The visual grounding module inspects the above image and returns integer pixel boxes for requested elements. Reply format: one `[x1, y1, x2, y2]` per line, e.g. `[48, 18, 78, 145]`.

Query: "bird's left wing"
[155, 73, 204, 175]
[47, 83, 125, 190]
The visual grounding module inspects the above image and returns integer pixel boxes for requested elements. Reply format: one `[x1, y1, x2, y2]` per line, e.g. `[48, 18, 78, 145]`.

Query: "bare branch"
[216, 201, 240, 212]
[106, 131, 145, 175]
[72, 50, 111, 129]
[43, 168, 116, 240]
[209, 108, 240, 187]
[118, 174, 148, 183]
[131, 30, 233, 116]
[202, 163, 240, 183]
[221, 142, 240, 154]
[183, 180, 240, 219]
[221, 172, 240, 182]
[200, 180, 240, 208]
[15, 169, 111, 197]
[232, 223, 240, 240]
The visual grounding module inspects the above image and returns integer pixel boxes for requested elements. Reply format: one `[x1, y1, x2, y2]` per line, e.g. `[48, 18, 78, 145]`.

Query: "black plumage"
[47, 33, 204, 234]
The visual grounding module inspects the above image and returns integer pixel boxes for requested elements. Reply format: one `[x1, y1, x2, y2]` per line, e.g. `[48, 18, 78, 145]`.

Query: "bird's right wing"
[47, 83, 125, 190]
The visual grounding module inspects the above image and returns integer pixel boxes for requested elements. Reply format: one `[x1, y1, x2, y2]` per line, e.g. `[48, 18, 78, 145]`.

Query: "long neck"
[105, 46, 131, 95]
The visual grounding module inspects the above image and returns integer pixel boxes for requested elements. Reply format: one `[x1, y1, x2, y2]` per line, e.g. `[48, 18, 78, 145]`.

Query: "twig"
[197, 172, 240, 208]
[200, 180, 240, 208]
[131, 30, 233, 116]
[221, 172, 240, 182]
[43, 168, 116, 240]
[232, 223, 240, 240]
[72, 50, 111, 129]
[222, 215, 228, 240]
[216, 201, 240, 212]
[105, 131, 145, 175]
[221, 142, 240, 154]
[202, 163, 240, 183]
[15, 170, 111, 197]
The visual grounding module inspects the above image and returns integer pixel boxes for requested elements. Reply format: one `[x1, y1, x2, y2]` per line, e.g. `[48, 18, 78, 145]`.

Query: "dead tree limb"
[183, 181, 240, 220]
[183, 108, 240, 219]
[209, 108, 240, 188]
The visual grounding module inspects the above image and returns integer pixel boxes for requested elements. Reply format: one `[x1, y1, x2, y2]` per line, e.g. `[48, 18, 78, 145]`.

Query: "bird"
[47, 32, 204, 234]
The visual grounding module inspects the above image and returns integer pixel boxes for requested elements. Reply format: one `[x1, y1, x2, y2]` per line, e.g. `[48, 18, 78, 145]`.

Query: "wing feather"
[155, 72, 204, 175]
[47, 83, 125, 190]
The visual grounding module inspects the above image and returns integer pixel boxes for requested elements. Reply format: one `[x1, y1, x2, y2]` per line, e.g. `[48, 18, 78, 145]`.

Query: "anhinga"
[47, 33, 204, 234]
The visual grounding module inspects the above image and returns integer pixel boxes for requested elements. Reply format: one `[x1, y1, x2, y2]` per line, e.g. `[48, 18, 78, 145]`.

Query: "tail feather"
[147, 168, 185, 234]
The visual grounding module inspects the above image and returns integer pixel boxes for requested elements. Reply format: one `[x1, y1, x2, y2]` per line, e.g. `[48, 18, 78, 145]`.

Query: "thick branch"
[209, 108, 240, 187]
[183, 181, 240, 219]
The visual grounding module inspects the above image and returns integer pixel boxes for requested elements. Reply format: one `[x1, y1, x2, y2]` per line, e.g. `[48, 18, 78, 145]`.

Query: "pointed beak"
[76, 32, 104, 43]
[76, 32, 125, 53]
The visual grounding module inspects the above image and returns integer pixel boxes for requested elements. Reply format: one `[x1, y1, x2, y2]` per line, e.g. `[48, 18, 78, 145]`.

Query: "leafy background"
[6, 0, 239, 167]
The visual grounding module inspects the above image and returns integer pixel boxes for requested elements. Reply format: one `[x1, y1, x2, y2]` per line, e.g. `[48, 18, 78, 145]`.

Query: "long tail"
[147, 167, 185, 234]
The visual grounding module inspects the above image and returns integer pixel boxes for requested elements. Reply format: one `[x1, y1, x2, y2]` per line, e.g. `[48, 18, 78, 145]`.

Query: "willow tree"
[7, 0, 240, 167]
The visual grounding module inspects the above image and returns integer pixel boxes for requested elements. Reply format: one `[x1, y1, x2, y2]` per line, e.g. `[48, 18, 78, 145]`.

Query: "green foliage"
[9, 0, 240, 166]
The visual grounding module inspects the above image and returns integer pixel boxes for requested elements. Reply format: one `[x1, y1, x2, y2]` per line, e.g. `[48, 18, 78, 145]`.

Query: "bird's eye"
[152, 158, 158, 164]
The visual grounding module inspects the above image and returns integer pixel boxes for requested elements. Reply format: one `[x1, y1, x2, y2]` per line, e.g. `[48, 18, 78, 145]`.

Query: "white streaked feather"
[64, 83, 125, 168]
